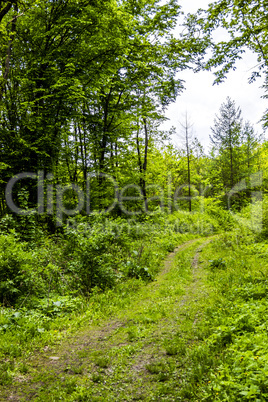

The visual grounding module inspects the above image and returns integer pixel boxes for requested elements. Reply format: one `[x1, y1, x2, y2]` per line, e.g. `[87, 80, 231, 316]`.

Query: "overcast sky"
[162, 0, 267, 151]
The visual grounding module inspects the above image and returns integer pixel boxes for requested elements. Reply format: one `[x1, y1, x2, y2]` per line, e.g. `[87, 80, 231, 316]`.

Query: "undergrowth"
[0, 206, 228, 387]
[174, 229, 268, 401]
[0, 204, 238, 393]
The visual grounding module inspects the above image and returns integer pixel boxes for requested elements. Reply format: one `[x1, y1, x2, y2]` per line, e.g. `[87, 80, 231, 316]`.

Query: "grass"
[2, 228, 268, 401]
[0, 238, 206, 400]
[190, 230, 268, 401]
[0, 230, 196, 385]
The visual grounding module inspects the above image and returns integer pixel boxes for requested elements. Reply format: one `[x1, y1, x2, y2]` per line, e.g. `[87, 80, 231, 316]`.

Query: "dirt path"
[4, 237, 214, 401]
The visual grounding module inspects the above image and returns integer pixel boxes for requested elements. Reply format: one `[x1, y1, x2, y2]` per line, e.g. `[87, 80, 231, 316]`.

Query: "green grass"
[0, 204, 232, 397]
[190, 231, 268, 401]
[0, 238, 206, 401]
[2, 227, 268, 401]
[0, 227, 196, 385]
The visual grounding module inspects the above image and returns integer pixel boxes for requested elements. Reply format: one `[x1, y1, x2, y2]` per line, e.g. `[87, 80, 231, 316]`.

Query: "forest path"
[4, 237, 215, 401]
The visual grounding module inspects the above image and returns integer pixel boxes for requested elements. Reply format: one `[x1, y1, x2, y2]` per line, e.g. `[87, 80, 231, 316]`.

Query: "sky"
[162, 0, 267, 151]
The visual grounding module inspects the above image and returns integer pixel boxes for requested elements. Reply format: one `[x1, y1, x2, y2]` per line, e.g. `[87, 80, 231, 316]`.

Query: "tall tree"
[0, 0, 196, 220]
[0, 0, 134, 214]
[210, 97, 243, 189]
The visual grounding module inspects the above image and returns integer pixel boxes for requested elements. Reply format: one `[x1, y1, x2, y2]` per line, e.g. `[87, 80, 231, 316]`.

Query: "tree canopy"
[0, 0, 266, 221]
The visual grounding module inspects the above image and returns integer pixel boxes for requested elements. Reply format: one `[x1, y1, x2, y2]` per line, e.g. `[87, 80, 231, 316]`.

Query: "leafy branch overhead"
[0, 0, 194, 202]
[184, 0, 268, 82]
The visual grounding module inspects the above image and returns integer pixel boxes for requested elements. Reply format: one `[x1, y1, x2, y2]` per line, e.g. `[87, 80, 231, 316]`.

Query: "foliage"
[0, 206, 229, 380]
[1, 0, 268, 397]
[0, 234, 37, 304]
[208, 97, 262, 209]
[185, 0, 268, 127]
[0, 0, 191, 214]
[175, 230, 268, 401]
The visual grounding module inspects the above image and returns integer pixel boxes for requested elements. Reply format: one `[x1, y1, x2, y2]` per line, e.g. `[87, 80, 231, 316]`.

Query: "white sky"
[162, 0, 267, 151]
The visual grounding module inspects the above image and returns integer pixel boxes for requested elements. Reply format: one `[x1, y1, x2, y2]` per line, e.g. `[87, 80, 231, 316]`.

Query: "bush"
[0, 234, 66, 306]
[0, 234, 36, 305]
[65, 224, 123, 294]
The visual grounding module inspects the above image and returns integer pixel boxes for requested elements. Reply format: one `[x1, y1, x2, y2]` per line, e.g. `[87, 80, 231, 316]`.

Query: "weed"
[209, 257, 227, 270]
[19, 362, 29, 374]
[64, 377, 77, 394]
[157, 372, 170, 382]
[95, 356, 110, 369]
[146, 361, 166, 375]
[91, 373, 103, 383]
[72, 365, 83, 374]
[127, 326, 140, 342]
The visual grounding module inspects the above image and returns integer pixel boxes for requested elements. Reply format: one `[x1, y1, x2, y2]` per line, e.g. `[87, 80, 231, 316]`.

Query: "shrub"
[65, 224, 121, 294]
[0, 234, 36, 305]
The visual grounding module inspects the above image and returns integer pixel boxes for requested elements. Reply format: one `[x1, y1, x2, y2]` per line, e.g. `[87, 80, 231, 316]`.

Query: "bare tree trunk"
[0, 3, 19, 101]
[180, 112, 193, 212]
[142, 117, 149, 209]
[228, 126, 234, 188]
[136, 118, 149, 211]
[78, 123, 87, 188]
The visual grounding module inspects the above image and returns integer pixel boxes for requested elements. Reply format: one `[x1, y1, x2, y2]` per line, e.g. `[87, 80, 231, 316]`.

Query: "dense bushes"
[65, 224, 124, 294]
[0, 234, 37, 305]
[0, 234, 67, 306]
[0, 203, 237, 306]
